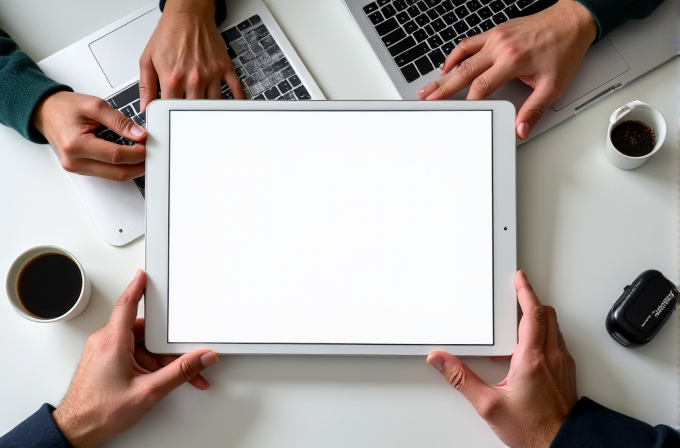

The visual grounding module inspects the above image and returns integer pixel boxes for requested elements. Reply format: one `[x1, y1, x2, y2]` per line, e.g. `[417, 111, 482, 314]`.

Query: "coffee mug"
[606, 100, 666, 170]
[5, 246, 91, 322]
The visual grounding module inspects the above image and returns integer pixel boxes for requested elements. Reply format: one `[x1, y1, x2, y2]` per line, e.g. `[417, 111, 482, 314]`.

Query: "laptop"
[143, 99, 517, 355]
[37, 0, 324, 247]
[342, 0, 679, 138]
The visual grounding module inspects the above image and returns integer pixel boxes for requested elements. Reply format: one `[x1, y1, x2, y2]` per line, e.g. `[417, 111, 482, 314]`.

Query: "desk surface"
[0, 1, 677, 447]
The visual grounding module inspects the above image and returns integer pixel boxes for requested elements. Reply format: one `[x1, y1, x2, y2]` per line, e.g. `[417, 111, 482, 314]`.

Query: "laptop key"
[403, 20, 418, 34]
[504, 4, 520, 18]
[467, 0, 482, 11]
[413, 28, 428, 42]
[382, 4, 397, 18]
[453, 20, 469, 34]
[440, 26, 456, 41]
[383, 28, 408, 47]
[415, 13, 430, 27]
[363, 2, 379, 14]
[400, 63, 420, 83]
[428, 48, 446, 67]
[414, 55, 434, 75]
[465, 13, 481, 27]
[396, 11, 411, 24]
[489, 0, 504, 13]
[375, 17, 400, 36]
[479, 19, 494, 31]
[369, 11, 385, 24]
[492, 12, 508, 24]
[109, 82, 139, 109]
[427, 34, 443, 48]
[432, 18, 447, 32]
[394, 41, 430, 66]
[388, 35, 417, 57]
[443, 12, 457, 24]
[478, 6, 493, 19]
[454, 5, 469, 19]
[294, 86, 311, 100]
[289, 74, 302, 87]
[278, 79, 293, 93]
[442, 41, 455, 55]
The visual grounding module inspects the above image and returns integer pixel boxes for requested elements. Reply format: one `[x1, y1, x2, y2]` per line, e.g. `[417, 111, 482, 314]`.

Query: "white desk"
[0, 2, 677, 446]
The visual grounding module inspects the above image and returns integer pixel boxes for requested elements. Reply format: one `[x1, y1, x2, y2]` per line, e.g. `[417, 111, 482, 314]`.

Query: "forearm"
[0, 404, 74, 448]
[551, 397, 680, 448]
[0, 27, 71, 143]
[158, 0, 227, 25]
[574, 0, 666, 39]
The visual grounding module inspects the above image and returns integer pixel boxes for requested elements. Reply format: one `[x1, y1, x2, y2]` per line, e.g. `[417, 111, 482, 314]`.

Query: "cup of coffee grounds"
[606, 100, 666, 170]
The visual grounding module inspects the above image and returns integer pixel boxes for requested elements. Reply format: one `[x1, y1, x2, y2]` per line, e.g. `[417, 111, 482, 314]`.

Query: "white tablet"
[145, 100, 517, 356]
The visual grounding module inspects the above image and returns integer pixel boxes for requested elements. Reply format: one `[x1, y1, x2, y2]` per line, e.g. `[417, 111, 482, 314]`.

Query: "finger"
[184, 73, 208, 100]
[70, 134, 146, 165]
[146, 350, 218, 397]
[426, 54, 493, 100]
[139, 55, 160, 113]
[224, 69, 245, 99]
[87, 102, 146, 144]
[418, 71, 454, 99]
[465, 60, 518, 101]
[206, 78, 223, 100]
[515, 82, 560, 140]
[132, 318, 145, 344]
[427, 351, 498, 414]
[61, 155, 145, 182]
[108, 270, 147, 332]
[543, 306, 560, 352]
[442, 34, 487, 74]
[515, 270, 547, 351]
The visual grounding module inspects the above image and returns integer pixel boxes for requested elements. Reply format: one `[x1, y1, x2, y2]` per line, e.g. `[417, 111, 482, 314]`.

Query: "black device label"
[625, 275, 677, 334]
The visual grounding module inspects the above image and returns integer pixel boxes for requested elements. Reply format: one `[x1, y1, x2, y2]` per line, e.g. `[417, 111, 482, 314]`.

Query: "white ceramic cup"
[5, 246, 91, 322]
[606, 100, 666, 170]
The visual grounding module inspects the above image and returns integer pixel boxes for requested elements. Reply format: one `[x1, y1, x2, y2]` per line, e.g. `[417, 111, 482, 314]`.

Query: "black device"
[606, 270, 678, 347]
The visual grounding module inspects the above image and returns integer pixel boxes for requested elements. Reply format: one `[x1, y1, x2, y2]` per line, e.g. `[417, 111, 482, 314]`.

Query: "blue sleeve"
[0, 404, 74, 448]
[158, 0, 227, 26]
[551, 397, 680, 448]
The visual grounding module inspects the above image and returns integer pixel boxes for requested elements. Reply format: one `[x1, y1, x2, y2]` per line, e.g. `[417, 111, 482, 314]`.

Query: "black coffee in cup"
[17, 253, 82, 319]
[610, 120, 656, 157]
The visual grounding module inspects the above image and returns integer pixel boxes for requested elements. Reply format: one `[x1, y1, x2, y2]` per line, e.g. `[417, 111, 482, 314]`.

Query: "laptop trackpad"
[89, 8, 161, 88]
[551, 38, 629, 111]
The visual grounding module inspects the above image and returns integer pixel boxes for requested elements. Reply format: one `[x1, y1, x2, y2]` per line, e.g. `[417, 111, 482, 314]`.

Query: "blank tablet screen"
[167, 110, 493, 345]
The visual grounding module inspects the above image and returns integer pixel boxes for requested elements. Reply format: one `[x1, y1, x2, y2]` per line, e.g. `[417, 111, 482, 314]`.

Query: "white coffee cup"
[5, 246, 91, 322]
[606, 100, 666, 170]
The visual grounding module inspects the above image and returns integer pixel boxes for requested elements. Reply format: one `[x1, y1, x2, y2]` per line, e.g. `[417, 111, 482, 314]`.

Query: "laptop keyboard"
[98, 14, 311, 197]
[363, 0, 547, 83]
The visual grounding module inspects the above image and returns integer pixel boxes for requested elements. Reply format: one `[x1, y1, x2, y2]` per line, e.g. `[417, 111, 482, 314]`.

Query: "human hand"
[32, 91, 146, 181]
[427, 270, 577, 448]
[139, 0, 245, 111]
[418, 0, 597, 139]
[52, 270, 218, 448]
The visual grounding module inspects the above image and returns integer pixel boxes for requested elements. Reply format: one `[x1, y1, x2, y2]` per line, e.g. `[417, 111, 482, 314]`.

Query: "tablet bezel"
[145, 100, 517, 356]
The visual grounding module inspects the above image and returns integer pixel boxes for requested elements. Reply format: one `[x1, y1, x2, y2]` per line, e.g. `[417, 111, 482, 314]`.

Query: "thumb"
[147, 350, 218, 398]
[427, 351, 498, 413]
[96, 104, 147, 143]
[515, 83, 559, 140]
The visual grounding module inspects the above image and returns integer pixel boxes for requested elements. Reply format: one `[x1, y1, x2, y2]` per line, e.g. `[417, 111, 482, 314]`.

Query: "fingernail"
[200, 352, 218, 368]
[135, 269, 143, 280]
[130, 125, 145, 137]
[418, 88, 426, 96]
[439, 63, 444, 70]
[428, 355, 445, 371]
[517, 122, 530, 140]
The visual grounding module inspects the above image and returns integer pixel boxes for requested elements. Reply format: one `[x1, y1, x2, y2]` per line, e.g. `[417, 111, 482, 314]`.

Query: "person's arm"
[575, 0, 667, 40]
[0, 27, 71, 143]
[551, 396, 680, 448]
[427, 270, 680, 448]
[0, 404, 73, 448]
[139, 0, 245, 112]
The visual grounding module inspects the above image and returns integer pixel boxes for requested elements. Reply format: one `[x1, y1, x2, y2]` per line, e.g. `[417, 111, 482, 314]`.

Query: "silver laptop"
[37, 0, 324, 247]
[343, 0, 679, 138]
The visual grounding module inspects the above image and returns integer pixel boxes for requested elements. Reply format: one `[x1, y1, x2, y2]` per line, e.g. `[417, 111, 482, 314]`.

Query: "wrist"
[554, 0, 598, 44]
[162, 0, 216, 21]
[30, 90, 63, 138]
[52, 400, 107, 448]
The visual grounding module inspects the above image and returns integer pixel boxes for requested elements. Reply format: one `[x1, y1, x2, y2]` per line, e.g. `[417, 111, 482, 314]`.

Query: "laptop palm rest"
[551, 38, 629, 111]
[89, 8, 161, 88]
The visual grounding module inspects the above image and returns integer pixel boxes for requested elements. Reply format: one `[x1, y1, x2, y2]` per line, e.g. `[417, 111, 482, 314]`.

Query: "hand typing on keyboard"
[32, 91, 147, 181]
[418, 0, 596, 140]
[139, 0, 245, 112]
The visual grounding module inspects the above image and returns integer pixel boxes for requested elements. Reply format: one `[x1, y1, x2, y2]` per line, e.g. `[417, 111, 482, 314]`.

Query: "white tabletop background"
[0, 1, 677, 446]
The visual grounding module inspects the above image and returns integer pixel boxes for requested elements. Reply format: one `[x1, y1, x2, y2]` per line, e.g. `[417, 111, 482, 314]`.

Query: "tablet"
[145, 100, 517, 356]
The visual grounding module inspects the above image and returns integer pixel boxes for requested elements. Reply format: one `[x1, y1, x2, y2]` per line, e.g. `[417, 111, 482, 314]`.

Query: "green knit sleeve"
[0, 28, 72, 143]
[574, 0, 667, 40]
[158, 0, 228, 26]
